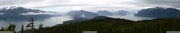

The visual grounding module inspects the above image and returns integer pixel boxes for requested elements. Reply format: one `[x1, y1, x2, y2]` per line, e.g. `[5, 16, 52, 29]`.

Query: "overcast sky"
[0, 0, 179, 13]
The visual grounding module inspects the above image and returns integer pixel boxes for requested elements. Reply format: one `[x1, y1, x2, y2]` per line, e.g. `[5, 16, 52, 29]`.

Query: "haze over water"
[0, 16, 73, 31]
[0, 13, 155, 31]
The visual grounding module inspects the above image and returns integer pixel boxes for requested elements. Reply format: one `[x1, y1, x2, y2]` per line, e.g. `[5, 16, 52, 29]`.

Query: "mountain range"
[135, 6, 180, 18]
[65, 10, 100, 19]
[64, 10, 131, 24]
[113, 10, 130, 15]
[95, 10, 131, 16]
[0, 6, 59, 21]
[95, 10, 114, 16]
[2, 6, 179, 22]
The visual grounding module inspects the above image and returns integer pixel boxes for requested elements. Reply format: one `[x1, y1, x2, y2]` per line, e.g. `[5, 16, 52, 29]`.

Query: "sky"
[0, 0, 179, 13]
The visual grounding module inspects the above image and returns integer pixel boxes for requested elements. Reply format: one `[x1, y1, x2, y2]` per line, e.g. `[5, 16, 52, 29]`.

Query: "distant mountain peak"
[0, 6, 41, 11]
[154, 6, 165, 9]
[0, 6, 59, 21]
[135, 7, 180, 18]
[66, 10, 99, 19]
[97, 10, 110, 12]
[112, 10, 130, 15]
[0, 6, 56, 15]
[96, 10, 114, 16]
[1, 6, 24, 10]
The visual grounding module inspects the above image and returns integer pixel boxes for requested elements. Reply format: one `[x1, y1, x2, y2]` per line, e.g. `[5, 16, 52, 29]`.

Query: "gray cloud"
[0, 0, 70, 7]
[139, 0, 180, 8]
[91, 6, 128, 9]
[0, 0, 43, 6]
[34, 4, 94, 8]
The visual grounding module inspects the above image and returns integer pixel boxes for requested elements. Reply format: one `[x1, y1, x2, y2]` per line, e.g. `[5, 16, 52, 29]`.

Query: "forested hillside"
[32, 17, 180, 33]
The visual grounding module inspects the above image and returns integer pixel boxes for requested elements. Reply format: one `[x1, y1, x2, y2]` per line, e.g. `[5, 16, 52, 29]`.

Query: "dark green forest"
[1, 17, 178, 33]
[26, 17, 180, 33]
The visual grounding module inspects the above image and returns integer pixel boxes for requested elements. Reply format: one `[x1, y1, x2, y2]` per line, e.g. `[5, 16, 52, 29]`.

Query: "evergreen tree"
[38, 23, 43, 33]
[11, 23, 16, 31]
[0, 27, 5, 31]
[39, 23, 43, 29]
[7, 23, 16, 31]
[21, 24, 24, 33]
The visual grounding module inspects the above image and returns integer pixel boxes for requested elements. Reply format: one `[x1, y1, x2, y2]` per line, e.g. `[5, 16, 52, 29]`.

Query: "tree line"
[27, 18, 180, 33]
[2, 18, 180, 33]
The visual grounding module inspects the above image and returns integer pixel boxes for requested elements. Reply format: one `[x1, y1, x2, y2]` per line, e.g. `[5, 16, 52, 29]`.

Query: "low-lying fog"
[0, 16, 74, 31]
[108, 14, 154, 21]
[0, 13, 154, 31]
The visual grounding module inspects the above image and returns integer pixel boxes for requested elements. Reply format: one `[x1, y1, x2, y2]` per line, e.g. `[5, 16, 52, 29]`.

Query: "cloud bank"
[0, 0, 180, 12]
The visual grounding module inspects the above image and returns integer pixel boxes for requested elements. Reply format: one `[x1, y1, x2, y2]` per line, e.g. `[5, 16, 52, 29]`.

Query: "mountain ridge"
[135, 7, 180, 18]
[0, 6, 60, 21]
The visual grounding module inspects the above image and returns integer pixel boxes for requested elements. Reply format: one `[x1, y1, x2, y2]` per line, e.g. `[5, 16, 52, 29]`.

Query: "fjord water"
[0, 14, 154, 31]
[0, 16, 74, 31]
